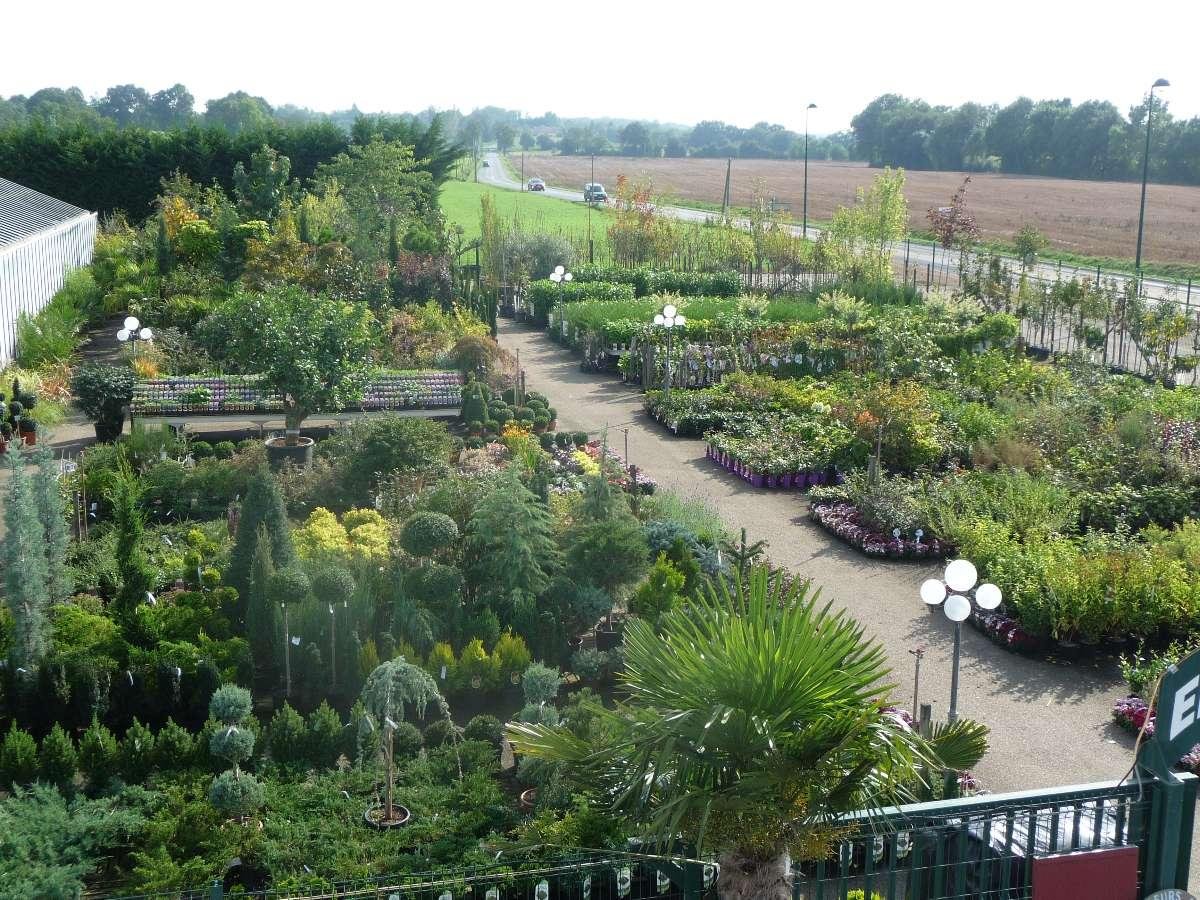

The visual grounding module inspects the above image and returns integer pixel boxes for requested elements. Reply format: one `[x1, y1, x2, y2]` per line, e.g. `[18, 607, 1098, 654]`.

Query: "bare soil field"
[518, 155, 1200, 265]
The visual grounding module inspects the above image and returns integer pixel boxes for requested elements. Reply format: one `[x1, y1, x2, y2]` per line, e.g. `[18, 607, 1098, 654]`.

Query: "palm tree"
[507, 565, 987, 900]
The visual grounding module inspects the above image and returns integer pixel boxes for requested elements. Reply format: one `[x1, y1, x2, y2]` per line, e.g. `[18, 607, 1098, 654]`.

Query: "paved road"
[481, 152, 1184, 301]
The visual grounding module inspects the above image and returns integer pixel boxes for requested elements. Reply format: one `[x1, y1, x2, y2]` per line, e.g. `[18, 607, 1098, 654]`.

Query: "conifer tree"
[3, 457, 50, 671]
[244, 526, 280, 673]
[227, 468, 294, 600]
[465, 470, 559, 601]
[107, 466, 155, 640]
[31, 445, 72, 603]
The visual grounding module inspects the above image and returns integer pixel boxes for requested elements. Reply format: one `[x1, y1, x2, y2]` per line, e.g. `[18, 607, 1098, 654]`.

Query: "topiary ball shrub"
[466, 436, 485, 449]
[392, 721, 424, 759]
[422, 718, 463, 748]
[463, 714, 504, 747]
[400, 511, 460, 558]
[209, 769, 265, 818]
[538, 432, 555, 450]
[555, 431, 572, 448]
[572, 431, 588, 448]
[533, 416, 550, 431]
[522, 662, 561, 706]
[214, 440, 237, 460]
[191, 440, 214, 459]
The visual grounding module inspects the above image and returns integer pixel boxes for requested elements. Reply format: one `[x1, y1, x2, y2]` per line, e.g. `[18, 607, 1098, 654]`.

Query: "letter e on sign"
[1169, 675, 1200, 743]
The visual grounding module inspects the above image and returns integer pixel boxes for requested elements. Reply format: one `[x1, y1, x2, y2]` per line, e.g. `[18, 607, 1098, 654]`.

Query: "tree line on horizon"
[3, 83, 1199, 186]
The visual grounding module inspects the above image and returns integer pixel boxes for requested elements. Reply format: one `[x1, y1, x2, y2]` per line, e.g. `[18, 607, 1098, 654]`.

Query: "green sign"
[1145, 650, 1200, 774]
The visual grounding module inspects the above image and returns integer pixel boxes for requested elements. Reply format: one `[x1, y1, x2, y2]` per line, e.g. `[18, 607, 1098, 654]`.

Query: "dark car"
[584, 182, 607, 202]
[527, 178, 545, 191]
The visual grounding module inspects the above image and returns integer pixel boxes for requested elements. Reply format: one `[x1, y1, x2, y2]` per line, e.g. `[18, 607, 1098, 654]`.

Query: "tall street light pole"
[1135, 78, 1170, 279]
[653, 304, 686, 405]
[920, 559, 1002, 723]
[802, 103, 817, 239]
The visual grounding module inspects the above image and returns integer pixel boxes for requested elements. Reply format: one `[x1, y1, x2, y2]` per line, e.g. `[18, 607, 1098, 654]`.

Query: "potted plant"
[18, 416, 37, 445]
[215, 286, 375, 469]
[359, 658, 447, 829]
[0, 421, 10, 453]
[72, 364, 135, 442]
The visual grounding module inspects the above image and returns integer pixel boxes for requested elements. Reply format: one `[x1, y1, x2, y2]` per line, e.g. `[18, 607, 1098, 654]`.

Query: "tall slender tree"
[464, 471, 559, 602]
[244, 526, 280, 676]
[107, 466, 155, 639]
[31, 445, 72, 603]
[227, 469, 294, 602]
[2, 457, 51, 671]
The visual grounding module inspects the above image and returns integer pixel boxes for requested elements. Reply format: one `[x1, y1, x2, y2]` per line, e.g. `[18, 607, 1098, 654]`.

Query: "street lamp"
[1135, 78, 1170, 278]
[116, 315, 153, 346]
[652, 303, 687, 404]
[802, 103, 817, 239]
[550, 264, 572, 315]
[919, 559, 1002, 723]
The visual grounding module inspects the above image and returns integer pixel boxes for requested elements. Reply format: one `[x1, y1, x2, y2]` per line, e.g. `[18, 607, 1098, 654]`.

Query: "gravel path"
[498, 317, 1136, 794]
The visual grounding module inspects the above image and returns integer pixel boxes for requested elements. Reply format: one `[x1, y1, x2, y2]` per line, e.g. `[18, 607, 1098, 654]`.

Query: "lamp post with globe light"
[116, 315, 153, 348]
[549, 265, 572, 311]
[652, 303, 686, 405]
[920, 559, 1002, 723]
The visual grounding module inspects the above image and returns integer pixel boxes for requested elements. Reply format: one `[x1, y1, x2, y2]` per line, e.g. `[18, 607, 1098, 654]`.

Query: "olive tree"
[207, 286, 376, 443]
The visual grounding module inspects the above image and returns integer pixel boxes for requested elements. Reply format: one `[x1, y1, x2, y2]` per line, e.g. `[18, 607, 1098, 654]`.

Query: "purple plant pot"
[811, 472, 828, 486]
[751, 473, 765, 488]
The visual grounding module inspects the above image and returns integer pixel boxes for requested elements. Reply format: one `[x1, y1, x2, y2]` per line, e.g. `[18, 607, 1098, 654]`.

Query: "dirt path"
[499, 317, 1135, 794]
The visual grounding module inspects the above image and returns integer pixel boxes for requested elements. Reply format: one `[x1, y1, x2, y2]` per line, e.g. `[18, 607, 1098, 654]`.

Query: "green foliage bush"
[78, 719, 119, 789]
[421, 718, 460, 749]
[400, 511, 459, 558]
[1, 723, 39, 788]
[39, 724, 78, 792]
[268, 703, 308, 769]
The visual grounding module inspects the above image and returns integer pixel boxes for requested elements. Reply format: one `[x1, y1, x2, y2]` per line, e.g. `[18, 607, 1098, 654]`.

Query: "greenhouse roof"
[0, 177, 91, 248]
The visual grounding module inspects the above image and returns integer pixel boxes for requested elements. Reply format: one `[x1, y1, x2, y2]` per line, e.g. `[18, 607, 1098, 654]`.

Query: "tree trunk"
[385, 729, 394, 820]
[716, 848, 792, 900]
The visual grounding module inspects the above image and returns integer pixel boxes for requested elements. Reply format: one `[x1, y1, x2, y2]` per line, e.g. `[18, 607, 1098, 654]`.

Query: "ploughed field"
[516, 154, 1200, 265]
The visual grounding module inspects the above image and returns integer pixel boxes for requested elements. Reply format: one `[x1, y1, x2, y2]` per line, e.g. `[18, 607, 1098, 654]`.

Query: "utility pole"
[802, 103, 817, 238]
[1135, 78, 1170, 279]
[720, 158, 732, 222]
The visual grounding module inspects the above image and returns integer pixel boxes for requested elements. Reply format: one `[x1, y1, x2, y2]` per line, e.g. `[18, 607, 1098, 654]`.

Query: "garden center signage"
[1144, 650, 1200, 772]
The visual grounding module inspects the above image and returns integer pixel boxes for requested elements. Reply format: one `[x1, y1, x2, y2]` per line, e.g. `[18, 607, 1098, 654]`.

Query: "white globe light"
[138, 327, 153, 341]
[117, 329, 131, 342]
[663, 304, 678, 318]
[549, 272, 561, 283]
[123, 316, 140, 331]
[944, 559, 978, 592]
[554, 265, 565, 276]
[944, 594, 972, 622]
[653, 314, 665, 326]
[675, 315, 686, 327]
[564, 272, 573, 282]
[919, 578, 946, 606]
[975, 582, 1002, 610]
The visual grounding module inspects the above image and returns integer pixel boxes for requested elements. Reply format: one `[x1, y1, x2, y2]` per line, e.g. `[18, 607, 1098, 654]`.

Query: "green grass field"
[440, 181, 613, 254]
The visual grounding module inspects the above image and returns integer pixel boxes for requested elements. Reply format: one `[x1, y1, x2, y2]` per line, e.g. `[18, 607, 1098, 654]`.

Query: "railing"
[793, 774, 1197, 899]
[102, 775, 1194, 900]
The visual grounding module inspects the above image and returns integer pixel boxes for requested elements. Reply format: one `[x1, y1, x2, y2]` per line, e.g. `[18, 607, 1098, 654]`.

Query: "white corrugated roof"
[0, 178, 91, 248]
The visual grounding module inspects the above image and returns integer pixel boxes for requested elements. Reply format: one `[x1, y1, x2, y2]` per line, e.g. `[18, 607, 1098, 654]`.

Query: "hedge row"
[573, 265, 741, 299]
[526, 280, 636, 324]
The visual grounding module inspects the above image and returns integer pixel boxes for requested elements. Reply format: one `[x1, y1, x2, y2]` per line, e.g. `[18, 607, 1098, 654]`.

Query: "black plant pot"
[363, 804, 411, 829]
[596, 627, 623, 652]
[264, 435, 314, 471]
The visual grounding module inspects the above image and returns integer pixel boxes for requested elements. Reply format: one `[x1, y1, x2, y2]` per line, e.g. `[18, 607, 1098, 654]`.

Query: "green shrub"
[393, 721, 425, 758]
[268, 703, 308, 769]
[463, 714, 504, 747]
[38, 724, 78, 792]
[70, 364, 134, 429]
[209, 769, 265, 818]
[153, 718, 195, 771]
[1, 723, 39, 788]
[118, 719, 156, 784]
[571, 647, 609, 680]
[16, 288, 85, 367]
[78, 719, 119, 789]
[522, 662, 561, 706]
[190, 440, 214, 459]
[400, 511, 460, 558]
[305, 701, 344, 769]
[421, 718, 461, 748]
[538, 432, 555, 450]
[213, 440, 237, 460]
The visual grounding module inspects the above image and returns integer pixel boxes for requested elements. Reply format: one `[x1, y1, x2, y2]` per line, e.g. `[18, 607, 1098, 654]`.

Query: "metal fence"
[102, 773, 1195, 900]
[0, 210, 96, 365]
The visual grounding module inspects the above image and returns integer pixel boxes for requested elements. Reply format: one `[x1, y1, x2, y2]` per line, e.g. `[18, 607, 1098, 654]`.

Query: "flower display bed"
[809, 501, 952, 560]
[132, 371, 462, 417]
[1112, 695, 1200, 774]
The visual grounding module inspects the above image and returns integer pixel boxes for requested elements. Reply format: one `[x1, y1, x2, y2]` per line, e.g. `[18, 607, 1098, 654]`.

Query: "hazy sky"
[6, 0, 1198, 132]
